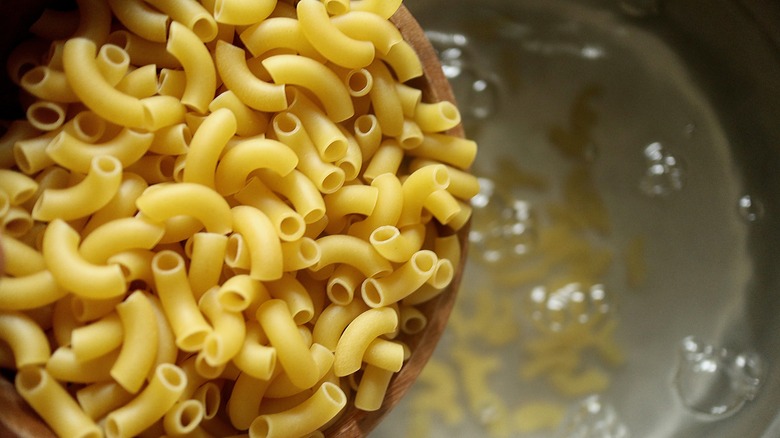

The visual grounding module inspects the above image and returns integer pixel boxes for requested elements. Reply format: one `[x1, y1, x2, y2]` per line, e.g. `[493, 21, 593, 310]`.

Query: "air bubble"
[618, 0, 660, 17]
[674, 336, 765, 419]
[527, 283, 612, 332]
[737, 195, 764, 223]
[469, 180, 538, 264]
[558, 395, 630, 438]
[638, 142, 686, 197]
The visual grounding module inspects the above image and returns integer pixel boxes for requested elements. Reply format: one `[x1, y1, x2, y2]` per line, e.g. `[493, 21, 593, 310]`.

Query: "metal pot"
[374, 0, 780, 436]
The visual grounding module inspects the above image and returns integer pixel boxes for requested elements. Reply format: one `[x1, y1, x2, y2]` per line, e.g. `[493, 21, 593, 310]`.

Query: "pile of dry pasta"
[0, 0, 478, 437]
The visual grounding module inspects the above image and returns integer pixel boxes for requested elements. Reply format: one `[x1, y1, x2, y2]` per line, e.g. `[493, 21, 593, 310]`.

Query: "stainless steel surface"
[374, 0, 780, 436]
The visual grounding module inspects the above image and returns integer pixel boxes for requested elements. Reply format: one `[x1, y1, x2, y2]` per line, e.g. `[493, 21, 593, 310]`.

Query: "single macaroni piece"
[110, 291, 159, 394]
[296, 0, 375, 69]
[215, 41, 288, 112]
[240, 17, 324, 61]
[214, 0, 276, 25]
[135, 182, 233, 235]
[249, 382, 347, 438]
[214, 138, 299, 196]
[167, 21, 218, 114]
[183, 108, 237, 188]
[361, 250, 438, 307]
[107, 0, 170, 43]
[334, 307, 398, 376]
[70, 312, 123, 362]
[0, 311, 51, 368]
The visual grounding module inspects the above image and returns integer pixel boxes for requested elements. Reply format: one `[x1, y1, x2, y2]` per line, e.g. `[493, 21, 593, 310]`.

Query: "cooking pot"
[373, 0, 780, 436]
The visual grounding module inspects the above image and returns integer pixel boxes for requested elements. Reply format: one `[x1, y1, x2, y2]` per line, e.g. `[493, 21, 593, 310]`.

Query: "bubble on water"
[638, 142, 686, 198]
[618, 0, 661, 17]
[684, 123, 696, 138]
[737, 195, 764, 223]
[558, 395, 631, 438]
[674, 336, 765, 419]
[470, 182, 538, 264]
[527, 283, 613, 332]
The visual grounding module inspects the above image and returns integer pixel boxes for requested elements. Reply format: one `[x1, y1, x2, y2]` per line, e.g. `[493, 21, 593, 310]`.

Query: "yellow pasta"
[249, 382, 347, 438]
[234, 177, 307, 242]
[135, 182, 233, 235]
[0, 311, 51, 368]
[255, 168, 326, 224]
[167, 21, 218, 114]
[200, 287, 246, 366]
[15, 366, 102, 438]
[188, 232, 229, 299]
[263, 54, 354, 123]
[231, 205, 284, 281]
[111, 291, 159, 393]
[32, 156, 122, 221]
[214, 0, 276, 25]
[107, 0, 170, 43]
[256, 299, 319, 389]
[296, 0, 375, 69]
[354, 364, 394, 411]
[349, 0, 403, 18]
[266, 273, 315, 325]
[76, 381, 134, 421]
[333, 307, 398, 376]
[313, 234, 392, 278]
[214, 40, 288, 112]
[397, 164, 450, 228]
[70, 312, 123, 362]
[104, 364, 188, 438]
[265, 343, 334, 398]
[240, 16, 324, 61]
[208, 90, 269, 137]
[183, 107, 237, 188]
[362, 250, 438, 307]
[232, 321, 277, 380]
[145, 0, 218, 42]
[78, 216, 165, 263]
[46, 346, 118, 383]
[369, 223, 426, 263]
[163, 399, 205, 436]
[214, 138, 299, 196]
[362, 139, 404, 182]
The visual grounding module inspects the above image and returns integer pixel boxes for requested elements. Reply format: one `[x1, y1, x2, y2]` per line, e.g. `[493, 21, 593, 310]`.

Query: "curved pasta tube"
[75, 381, 134, 422]
[335, 126, 363, 181]
[73, 0, 112, 44]
[0, 311, 50, 368]
[200, 287, 246, 366]
[272, 112, 345, 195]
[15, 367, 102, 438]
[32, 156, 122, 221]
[214, 138, 299, 196]
[116, 64, 158, 98]
[313, 234, 392, 278]
[332, 11, 403, 55]
[107, 0, 170, 42]
[215, 40, 288, 112]
[323, 184, 378, 233]
[0, 169, 37, 206]
[142, 95, 187, 132]
[363, 338, 405, 372]
[349, 0, 403, 18]
[250, 382, 347, 438]
[399, 304, 428, 334]
[262, 54, 354, 123]
[188, 232, 228, 300]
[397, 164, 450, 228]
[231, 205, 283, 281]
[353, 114, 382, 160]
[369, 223, 425, 263]
[105, 364, 187, 438]
[410, 158, 481, 200]
[379, 39, 423, 82]
[43, 219, 126, 300]
[152, 250, 213, 352]
[296, 0, 374, 69]
[70, 312, 123, 362]
[232, 321, 276, 380]
[149, 123, 191, 156]
[107, 30, 181, 69]
[183, 108, 237, 188]
[361, 250, 438, 307]
[82, 172, 148, 235]
[256, 299, 319, 390]
[46, 346, 118, 383]
[424, 189, 463, 225]
[135, 182, 233, 235]
[227, 370, 276, 430]
[217, 274, 271, 313]
[265, 343, 333, 398]
[281, 237, 321, 272]
[208, 90, 269, 137]
[20, 66, 80, 103]
[326, 264, 363, 305]
[256, 169, 326, 225]
[26, 101, 67, 132]
[214, 0, 276, 24]
[111, 291, 159, 394]
[348, 173, 404, 239]
[414, 101, 462, 133]
[333, 307, 398, 376]
[163, 399, 204, 436]
[145, 0, 218, 42]
[239, 17, 324, 61]
[407, 133, 478, 170]
[363, 140, 403, 183]
[63, 38, 146, 128]
[366, 59, 403, 136]
[167, 21, 218, 114]
[266, 274, 315, 325]
[286, 88, 348, 163]
[46, 128, 153, 174]
[312, 300, 368, 351]
[2, 236, 45, 276]
[354, 364, 394, 411]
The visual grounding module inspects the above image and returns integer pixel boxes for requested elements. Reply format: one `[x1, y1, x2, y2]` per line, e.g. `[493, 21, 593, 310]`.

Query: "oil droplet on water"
[674, 336, 765, 419]
[638, 142, 686, 198]
[618, 0, 661, 17]
[737, 195, 764, 223]
[558, 395, 630, 438]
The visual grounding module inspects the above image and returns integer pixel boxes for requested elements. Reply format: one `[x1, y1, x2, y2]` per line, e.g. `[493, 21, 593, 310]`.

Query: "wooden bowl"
[0, 4, 468, 437]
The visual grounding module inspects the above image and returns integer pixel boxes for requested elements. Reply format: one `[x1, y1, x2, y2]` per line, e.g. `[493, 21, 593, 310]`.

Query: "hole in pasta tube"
[153, 250, 185, 273]
[197, 383, 221, 419]
[93, 155, 121, 175]
[355, 115, 377, 135]
[27, 102, 65, 130]
[324, 0, 349, 15]
[411, 250, 437, 275]
[322, 139, 349, 164]
[297, 238, 321, 265]
[100, 44, 129, 68]
[158, 363, 187, 390]
[176, 399, 204, 432]
[401, 311, 427, 334]
[440, 101, 462, 124]
[278, 214, 305, 241]
[12, 145, 33, 175]
[158, 155, 177, 180]
[400, 135, 424, 150]
[361, 279, 383, 308]
[190, 17, 218, 43]
[370, 225, 400, 245]
[217, 290, 248, 312]
[203, 335, 223, 365]
[249, 417, 271, 438]
[71, 111, 106, 143]
[20, 66, 47, 87]
[15, 366, 45, 393]
[328, 280, 354, 305]
[346, 69, 372, 97]
[322, 381, 348, 405]
[225, 234, 245, 268]
[337, 160, 358, 181]
[430, 259, 454, 290]
[272, 112, 300, 135]
[194, 352, 224, 379]
[319, 169, 346, 194]
[3, 215, 33, 237]
[105, 417, 121, 438]
[431, 165, 450, 188]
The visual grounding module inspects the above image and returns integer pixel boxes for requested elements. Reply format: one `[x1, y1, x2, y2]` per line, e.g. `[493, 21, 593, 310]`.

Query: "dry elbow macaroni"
[0, 0, 478, 436]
